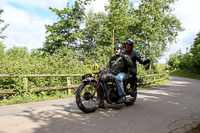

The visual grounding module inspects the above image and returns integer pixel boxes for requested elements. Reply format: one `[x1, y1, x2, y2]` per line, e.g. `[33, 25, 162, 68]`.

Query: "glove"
[144, 59, 150, 65]
[119, 53, 125, 59]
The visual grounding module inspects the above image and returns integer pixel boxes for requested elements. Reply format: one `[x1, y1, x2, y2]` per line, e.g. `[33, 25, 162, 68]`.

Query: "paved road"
[0, 76, 200, 133]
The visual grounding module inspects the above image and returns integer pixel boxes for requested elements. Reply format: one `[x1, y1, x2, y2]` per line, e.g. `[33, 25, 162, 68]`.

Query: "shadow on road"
[137, 77, 193, 103]
[13, 99, 134, 133]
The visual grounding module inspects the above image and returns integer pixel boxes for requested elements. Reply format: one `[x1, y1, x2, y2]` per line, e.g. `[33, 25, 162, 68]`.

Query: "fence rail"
[138, 73, 167, 85]
[0, 74, 84, 78]
[0, 73, 168, 94]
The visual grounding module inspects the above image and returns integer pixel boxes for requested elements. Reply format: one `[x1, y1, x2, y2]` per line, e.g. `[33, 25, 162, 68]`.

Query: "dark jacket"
[123, 49, 146, 75]
[107, 54, 133, 74]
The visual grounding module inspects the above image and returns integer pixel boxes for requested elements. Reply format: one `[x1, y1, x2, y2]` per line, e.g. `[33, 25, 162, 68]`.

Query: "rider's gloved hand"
[144, 59, 150, 65]
[119, 53, 125, 59]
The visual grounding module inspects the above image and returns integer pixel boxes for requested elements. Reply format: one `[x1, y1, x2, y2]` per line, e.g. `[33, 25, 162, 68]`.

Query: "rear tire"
[76, 82, 98, 113]
[124, 81, 137, 106]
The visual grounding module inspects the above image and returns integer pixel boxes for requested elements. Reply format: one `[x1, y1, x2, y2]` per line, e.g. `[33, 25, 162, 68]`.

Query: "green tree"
[82, 0, 183, 63]
[179, 52, 192, 69]
[190, 32, 200, 72]
[128, 0, 183, 62]
[190, 32, 200, 73]
[103, 0, 130, 46]
[81, 0, 130, 55]
[0, 42, 6, 58]
[42, 0, 183, 65]
[0, 9, 8, 40]
[168, 50, 182, 70]
[82, 0, 133, 65]
[168, 31, 200, 73]
[6, 46, 29, 59]
[42, 0, 91, 54]
[80, 11, 105, 53]
[0, 9, 8, 58]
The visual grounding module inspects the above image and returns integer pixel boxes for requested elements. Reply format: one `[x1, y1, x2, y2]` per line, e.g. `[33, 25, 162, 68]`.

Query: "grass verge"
[138, 79, 169, 89]
[0, 90, 74, 106]
[170, 69, 200, 80]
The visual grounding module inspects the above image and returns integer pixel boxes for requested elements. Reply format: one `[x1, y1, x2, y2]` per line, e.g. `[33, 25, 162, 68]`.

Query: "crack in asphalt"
[168, 112, 200, 133]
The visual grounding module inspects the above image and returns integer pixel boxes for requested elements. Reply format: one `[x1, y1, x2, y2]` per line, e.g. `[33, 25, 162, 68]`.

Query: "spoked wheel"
[124, 81, 137, 106]
[76, 82, 98, 113]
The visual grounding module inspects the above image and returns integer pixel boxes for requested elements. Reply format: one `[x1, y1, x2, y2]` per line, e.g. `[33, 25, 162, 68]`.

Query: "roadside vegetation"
[170, 69, 200, 80]
[168, 32, 200, 80]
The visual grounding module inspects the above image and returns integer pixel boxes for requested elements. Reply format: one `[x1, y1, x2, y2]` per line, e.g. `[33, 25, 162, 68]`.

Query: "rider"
[123, 39, 150, 88]
[98, 43, 133, 108]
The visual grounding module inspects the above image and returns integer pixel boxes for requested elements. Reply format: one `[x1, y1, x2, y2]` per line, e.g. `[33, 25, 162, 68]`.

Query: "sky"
[0, 0, 200, 64]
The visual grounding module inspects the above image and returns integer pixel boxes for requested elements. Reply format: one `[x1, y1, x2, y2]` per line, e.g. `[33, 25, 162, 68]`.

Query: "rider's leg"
[131, 74, 136, 89]
[115, 72, 128, 97]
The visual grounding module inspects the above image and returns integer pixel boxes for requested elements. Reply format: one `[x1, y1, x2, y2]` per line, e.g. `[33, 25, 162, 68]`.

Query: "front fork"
[96, 80, 105, 106]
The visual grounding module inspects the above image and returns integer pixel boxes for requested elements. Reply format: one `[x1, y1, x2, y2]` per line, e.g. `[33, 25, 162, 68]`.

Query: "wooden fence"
[0, 73, 168, 94]
[138, 73, 168, 86]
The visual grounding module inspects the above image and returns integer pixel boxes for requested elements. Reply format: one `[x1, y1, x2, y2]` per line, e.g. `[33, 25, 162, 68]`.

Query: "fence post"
[67, 77, 71, 95]
[23, 78, 28, 92]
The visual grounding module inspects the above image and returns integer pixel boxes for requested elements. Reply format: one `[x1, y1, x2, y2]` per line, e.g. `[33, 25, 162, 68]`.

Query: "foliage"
[168, 50, 182, 70]
[168, 31, 200, 73]
[0, 9, 8, 56]
[190, 32, 200, 70]
[103, 0, 130, 45]
[0, 46, 91, 92]
[129, 0, 183, 63]
[42, 0, 92, 54]
[0, 42, 6, 57]
[82, 0, 183, 64]
[0, 45, 167, 94]
[0, 9, 9, 40]
[170, 69, 200, 80]
[42, 0, 183, 66]
[80, 11, 106, 53]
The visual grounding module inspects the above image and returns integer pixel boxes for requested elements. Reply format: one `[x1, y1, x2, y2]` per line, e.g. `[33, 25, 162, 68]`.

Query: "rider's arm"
[135, 51, 145, 65]
[135, 51, 150, 65]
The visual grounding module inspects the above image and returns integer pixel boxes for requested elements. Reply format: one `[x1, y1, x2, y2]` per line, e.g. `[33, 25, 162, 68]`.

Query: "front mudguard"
[82, 77, 97, 83]
[82, 74, 97, 83]
[81, 75, 104, 99]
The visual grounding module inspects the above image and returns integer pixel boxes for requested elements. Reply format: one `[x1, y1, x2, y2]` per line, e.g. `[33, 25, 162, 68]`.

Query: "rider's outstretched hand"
[144, 59, 150, 65]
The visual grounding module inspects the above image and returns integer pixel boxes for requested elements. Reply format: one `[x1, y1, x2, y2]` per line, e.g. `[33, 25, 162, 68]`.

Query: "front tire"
[76, 82, 98, 113]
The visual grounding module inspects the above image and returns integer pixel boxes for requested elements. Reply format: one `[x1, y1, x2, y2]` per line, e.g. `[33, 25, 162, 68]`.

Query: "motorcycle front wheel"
[76, 82, 98, 113]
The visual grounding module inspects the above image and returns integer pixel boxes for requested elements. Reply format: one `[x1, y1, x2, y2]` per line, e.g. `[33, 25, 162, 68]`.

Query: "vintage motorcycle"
[75, 66, 137, 113]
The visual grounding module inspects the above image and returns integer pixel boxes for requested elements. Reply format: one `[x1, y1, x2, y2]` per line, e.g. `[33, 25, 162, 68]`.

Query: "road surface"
[0, 76, 200, 133]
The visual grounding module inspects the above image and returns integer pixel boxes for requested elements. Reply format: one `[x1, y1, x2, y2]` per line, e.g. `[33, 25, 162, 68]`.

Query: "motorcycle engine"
[106, 88, 119, 104]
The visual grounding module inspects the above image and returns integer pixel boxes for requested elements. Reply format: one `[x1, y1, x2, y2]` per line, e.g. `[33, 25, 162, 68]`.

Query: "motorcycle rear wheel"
[76, 82, 98, 113]
[124, 81, 137, 106]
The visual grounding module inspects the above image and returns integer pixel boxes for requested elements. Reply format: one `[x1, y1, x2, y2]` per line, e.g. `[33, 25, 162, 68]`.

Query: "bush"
[0, 46, 91, 92]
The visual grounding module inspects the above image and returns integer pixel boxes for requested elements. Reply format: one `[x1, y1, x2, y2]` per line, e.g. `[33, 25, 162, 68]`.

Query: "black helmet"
[114, 44, 123, 49]
[125, 39, 134, 47]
